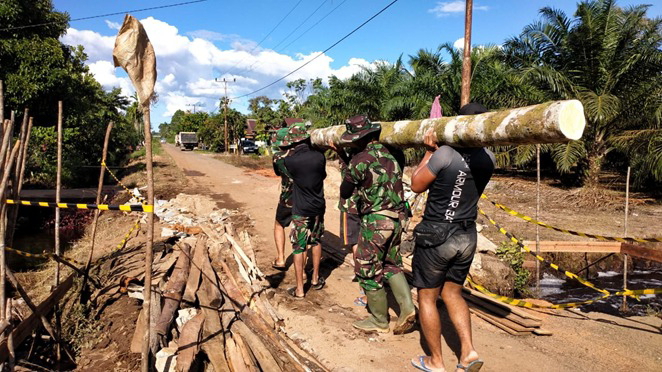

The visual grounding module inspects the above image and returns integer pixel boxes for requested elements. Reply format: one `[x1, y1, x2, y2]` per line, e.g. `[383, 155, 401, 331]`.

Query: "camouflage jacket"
[338, 156, 360, 215]
[273, 149, 293, 208]
[344, 142, 404, 216]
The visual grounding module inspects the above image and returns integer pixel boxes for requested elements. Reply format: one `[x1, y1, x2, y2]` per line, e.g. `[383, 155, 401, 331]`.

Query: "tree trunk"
[310, 100, 586, 148]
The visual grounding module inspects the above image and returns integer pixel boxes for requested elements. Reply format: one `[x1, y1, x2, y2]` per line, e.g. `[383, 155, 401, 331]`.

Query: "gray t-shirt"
[423, 145, 496, 223]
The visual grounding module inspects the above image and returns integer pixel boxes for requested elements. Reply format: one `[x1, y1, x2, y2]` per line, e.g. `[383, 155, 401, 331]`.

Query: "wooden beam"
[621, 243, 662, 263]
[522, 241, 621, 253]
[0, 274, 74, 362]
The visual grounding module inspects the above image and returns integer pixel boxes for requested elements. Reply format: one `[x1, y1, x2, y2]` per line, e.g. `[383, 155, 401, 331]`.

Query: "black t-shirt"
[423, 145, 495, 223]
[284, 143, 327, 217]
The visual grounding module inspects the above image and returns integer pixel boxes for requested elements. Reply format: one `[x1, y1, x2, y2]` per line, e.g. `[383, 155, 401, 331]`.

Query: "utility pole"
[461, 0, 473, 107]
[186, 102, 204, 113]
[216, 78, 235, 152]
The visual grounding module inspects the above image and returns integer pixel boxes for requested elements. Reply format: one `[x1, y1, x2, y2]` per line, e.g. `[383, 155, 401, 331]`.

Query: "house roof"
[284, 118, 303, 127]
[245, 119, 258, 134]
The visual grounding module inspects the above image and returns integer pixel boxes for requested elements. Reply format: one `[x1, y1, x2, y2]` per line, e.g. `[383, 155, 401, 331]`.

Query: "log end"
[558, 100, 586, 141]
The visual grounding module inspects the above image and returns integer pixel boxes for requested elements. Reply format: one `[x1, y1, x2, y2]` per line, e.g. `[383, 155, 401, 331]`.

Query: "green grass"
[130, 141, 163, 159]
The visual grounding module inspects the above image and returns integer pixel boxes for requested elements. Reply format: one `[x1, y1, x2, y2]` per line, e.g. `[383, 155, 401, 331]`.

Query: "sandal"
[456, 360, 483, 372]
[311, 277, 326, 290]
[272, 260, 287, 271]
[411, 356, 444, 372]
[287, 287, 304, 300]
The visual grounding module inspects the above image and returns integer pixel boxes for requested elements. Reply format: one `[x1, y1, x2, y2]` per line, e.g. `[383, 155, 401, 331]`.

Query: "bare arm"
[411, 128, 439, 193]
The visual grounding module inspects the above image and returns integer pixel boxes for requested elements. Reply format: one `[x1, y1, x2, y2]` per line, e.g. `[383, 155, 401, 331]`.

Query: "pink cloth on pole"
[429, 95, 442, 118]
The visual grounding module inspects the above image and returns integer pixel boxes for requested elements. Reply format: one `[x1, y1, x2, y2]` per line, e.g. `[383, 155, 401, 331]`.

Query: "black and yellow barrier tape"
[481, 194, 662, 243]
[466, 276, 610, 309]
[102, 161, 147, 204]
[5, 199, 153, 213]
[5, 247, 85, 267]
[478, 207, 612, 296]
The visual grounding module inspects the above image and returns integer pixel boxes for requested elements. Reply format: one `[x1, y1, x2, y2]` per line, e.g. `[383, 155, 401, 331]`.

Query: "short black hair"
[459, 103, 488, 115]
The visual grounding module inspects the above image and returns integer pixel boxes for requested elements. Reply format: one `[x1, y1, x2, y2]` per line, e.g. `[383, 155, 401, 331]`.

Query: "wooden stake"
[6, 114, 32, 247]
[141, 104, 155, 372]
[0, 139, 19, 323]
[0, 80, 3, 124]
[55, 101, 63, 365]
[621, 166, 630, 312]
[461, 0, 473, 107]
[6, 299, 14, 371]
[535, 144, 541, 297]
[83, 121, 113, 295]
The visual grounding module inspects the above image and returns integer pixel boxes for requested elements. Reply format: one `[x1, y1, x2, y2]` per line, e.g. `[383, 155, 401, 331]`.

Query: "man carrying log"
[329, 115, 416, 334]
[271, 127, 294, 271]
[409, 103, 495, 372]
[283, 122, 327, 298]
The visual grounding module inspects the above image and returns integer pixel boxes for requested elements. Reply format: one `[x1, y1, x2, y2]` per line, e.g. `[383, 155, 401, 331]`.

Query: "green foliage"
[62, 300, 103, 354]
[2, 1, 140, 188]
[503, 0, 662, 186]
[496, 241, 530, 296]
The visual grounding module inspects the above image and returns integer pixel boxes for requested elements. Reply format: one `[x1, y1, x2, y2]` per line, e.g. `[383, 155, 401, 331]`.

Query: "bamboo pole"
[461, 0, 473, 107]
[55, 101, 63, 365]
[0, 121, 14, 323]
[535, 144, 541, 297]
[6, 299, 13, 371]
[83, 121, 113, 296]
[310, 100, 587, 148]
[0, 80, 3, 124]
[6, 111, 31, 247]
[141, 105, 155, 372]
[621, 166, 631, 312]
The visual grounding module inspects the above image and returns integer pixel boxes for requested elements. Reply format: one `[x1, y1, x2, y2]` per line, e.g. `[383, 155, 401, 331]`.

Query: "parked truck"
[175, 132, 198, 150]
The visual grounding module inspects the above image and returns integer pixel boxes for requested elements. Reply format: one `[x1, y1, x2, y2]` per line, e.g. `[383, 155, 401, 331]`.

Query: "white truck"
[175, 132, 198, 150]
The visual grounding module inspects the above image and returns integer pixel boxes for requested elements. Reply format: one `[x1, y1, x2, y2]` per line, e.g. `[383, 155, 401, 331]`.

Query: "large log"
[155, 242, 191, 336]
[310, 100, 585, 148]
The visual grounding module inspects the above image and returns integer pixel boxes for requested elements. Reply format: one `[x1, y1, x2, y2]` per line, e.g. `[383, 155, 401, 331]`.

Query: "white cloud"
[61, 17, 377, 120]
[454, 37, 465, 50]
[105, 20, 121, 30]
[428, 1, 489, 17]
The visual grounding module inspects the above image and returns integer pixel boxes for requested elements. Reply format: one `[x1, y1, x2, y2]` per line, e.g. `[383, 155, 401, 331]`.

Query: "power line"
[216, 0, 305, 77]
[271, 0, 331, 51]
[0, 0, 208, 32]
[280, 0, 349, 52]
[240, 0, 335, 74]
[232, 0, 400, 100]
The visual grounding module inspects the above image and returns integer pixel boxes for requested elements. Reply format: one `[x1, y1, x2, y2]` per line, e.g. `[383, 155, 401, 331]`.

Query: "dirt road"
[164, 144, 661, 372]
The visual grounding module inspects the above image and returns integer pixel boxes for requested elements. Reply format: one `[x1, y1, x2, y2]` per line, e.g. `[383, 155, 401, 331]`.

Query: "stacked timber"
[107, 196, 326, 372]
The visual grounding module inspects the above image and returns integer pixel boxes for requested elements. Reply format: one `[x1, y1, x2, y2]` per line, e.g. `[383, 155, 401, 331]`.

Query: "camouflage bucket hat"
[273, 127, 290, 148]
[282, 122, 310, 146]
[340, 115, 381, 143]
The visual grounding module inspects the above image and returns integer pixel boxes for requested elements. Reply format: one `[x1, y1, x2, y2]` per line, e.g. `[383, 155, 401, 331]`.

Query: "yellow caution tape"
[5, 199, 153, 213]
[102, 161, 147, 204]
[5, 247, 85, 267]
[466, 276, 610, 309]
[481, 194, 662, 243]
[478, 207, 612, 296]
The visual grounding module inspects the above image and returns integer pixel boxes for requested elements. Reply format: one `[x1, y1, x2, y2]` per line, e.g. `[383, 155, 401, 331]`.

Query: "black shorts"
[412, 225, 477, 288]
[275, 204, 293, 227]
[340, 211, 361, 246]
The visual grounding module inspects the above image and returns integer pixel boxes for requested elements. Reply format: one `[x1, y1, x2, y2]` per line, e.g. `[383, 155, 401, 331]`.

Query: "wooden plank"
[621, 243, 662, 263]
[155, 242, 191, 336]
[469, 309, 529, 336]
[176, 312, 205, 372]
[0, 274, 74, 362]
[182, 238, 204, 303]
[468, 303, 536, 333]
[464, 287, 543, 322]
[522, 241, 621, 253]
[462, 292, 541, 328]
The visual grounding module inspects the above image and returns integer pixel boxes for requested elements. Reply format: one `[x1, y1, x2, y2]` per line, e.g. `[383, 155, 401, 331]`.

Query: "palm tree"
[504, 0, 662, 186]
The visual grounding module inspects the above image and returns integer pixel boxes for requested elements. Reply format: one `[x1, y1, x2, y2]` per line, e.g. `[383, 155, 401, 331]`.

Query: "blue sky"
[54, 0, 662, 126]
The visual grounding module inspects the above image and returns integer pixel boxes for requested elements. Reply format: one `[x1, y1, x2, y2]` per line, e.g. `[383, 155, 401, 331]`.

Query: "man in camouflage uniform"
[283, 122, 327, 298]
[331, 115, 416, 334]
[271, 127, 294, 270]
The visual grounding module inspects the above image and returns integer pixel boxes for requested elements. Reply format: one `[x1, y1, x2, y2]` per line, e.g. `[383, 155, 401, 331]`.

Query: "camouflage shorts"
[290, 214, 325, 254]
[355, 213, 403, 291]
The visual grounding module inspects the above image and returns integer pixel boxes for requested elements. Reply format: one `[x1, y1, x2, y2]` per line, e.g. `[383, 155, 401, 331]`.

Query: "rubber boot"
[352, 288, 389, 333]
[388, 272, 417, 334]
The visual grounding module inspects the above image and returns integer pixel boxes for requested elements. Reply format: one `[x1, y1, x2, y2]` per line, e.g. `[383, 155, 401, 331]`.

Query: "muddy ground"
[159, 145, 661, 372]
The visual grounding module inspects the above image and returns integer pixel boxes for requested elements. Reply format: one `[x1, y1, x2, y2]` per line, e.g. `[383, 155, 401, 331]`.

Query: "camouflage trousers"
[290, 214, 324, 254]
[355, 213, 404, 291]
